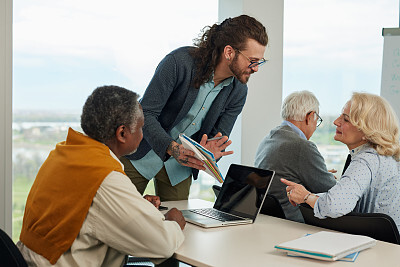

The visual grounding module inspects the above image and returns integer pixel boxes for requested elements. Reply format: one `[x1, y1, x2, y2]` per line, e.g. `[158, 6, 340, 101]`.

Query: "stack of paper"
[179, 133, 224, 183]
[275, 231, 376, 261]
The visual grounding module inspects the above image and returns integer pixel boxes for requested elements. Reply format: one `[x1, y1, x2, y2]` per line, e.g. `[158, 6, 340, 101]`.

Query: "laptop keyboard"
[189, 208, 244, 222]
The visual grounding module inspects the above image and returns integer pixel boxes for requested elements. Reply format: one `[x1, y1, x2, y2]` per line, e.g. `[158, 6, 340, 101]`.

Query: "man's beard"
[229, 55, 254, 84]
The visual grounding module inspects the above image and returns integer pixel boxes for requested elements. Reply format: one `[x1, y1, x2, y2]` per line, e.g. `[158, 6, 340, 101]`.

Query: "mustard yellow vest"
[20, 128, 125, 264]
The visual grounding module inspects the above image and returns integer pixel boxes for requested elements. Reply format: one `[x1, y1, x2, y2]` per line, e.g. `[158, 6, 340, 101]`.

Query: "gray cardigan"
[254, 125, 337, 222]
[126, 47, 248, 178]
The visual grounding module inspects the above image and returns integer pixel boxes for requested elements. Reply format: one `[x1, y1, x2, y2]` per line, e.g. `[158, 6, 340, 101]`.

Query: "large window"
[12, 0, 399, 242]
[283, 0, 399, 174]
[12, 0, 218, 241]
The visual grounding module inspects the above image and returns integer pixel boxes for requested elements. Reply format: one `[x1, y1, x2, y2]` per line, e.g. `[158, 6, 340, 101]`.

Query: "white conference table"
[163, 199, 400, 267]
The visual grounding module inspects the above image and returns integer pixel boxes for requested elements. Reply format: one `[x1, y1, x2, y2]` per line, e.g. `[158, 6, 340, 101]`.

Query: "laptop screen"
[213, 164, 274, 221]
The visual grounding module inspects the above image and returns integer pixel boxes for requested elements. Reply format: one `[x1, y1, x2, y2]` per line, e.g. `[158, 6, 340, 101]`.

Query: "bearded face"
[229, 53, 255, 84]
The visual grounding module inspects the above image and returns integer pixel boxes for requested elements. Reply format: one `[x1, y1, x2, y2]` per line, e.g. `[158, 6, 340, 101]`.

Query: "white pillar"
[219, 0, 283, 167]
[0, 0, 13, 235]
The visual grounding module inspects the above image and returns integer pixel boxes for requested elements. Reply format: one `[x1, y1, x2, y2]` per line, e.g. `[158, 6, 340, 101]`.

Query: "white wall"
[0, 0, 13, 235]
[219, 0, 283, 166]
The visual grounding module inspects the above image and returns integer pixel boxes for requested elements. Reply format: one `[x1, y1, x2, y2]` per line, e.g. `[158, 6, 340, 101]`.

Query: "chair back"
[259, 194, 286, 219]
[0, 228, 28, 267]
[299, 204, 400, 245]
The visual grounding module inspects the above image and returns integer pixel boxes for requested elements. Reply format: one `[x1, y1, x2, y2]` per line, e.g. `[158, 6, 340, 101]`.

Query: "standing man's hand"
[199, 133, 233, 160]
[167, 141, 205, 170]
[164, 208, 186, 230]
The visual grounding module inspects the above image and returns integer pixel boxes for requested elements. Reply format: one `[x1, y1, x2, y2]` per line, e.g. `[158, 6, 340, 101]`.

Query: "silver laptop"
[182, 164, 275, 228]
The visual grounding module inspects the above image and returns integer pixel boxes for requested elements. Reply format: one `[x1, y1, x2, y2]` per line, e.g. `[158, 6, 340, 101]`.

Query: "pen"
[207, 136, 224, 141]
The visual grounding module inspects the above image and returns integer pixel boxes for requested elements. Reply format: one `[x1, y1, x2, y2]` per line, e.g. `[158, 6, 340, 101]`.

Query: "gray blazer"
[126, 47, 248, 178]
[254, 125, 337, 222]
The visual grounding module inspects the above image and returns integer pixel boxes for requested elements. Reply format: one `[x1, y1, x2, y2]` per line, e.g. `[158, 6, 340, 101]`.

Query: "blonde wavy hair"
[348, 92, 400, 161]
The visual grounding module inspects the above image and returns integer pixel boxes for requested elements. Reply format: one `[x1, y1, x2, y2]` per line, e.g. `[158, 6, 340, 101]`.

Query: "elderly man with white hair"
[254, 90, 336, 223]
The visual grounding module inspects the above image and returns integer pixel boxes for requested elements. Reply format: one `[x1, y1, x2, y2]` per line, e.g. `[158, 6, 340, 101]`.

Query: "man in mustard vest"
[17, 85, 185, 266]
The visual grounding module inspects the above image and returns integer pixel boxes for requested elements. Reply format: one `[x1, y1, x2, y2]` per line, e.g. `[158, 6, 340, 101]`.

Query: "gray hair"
[281, 90, 320, 121]
[81, 85, 141, 143]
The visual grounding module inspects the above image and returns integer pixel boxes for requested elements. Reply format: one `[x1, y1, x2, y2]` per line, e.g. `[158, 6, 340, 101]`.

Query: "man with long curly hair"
[122, 15, 269, 201]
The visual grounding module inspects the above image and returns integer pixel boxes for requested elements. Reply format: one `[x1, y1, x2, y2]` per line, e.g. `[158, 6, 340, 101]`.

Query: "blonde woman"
[282, 92, 400, 231]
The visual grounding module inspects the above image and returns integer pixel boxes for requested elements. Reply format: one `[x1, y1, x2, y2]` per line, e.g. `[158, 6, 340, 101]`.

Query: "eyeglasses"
[315, 112, 323, 127]
[307, 111, 323, 127]
[236, 50, 267, 68]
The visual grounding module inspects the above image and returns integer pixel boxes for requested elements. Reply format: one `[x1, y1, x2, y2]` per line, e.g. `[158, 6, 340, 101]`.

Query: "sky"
[12, 0, 400, 115]
[282, 0, 399, 115]
[13, 0, 218, 112]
